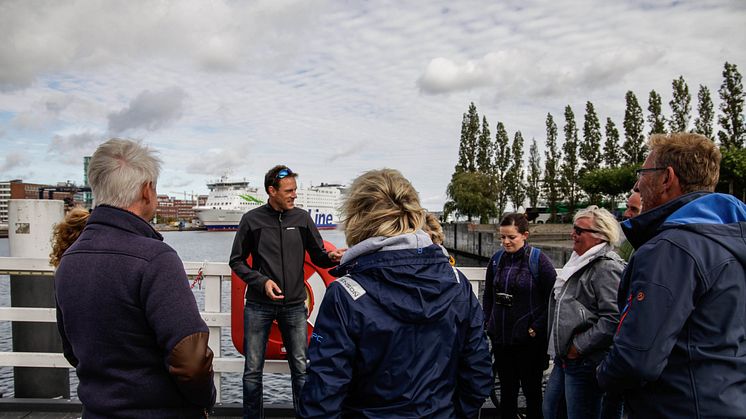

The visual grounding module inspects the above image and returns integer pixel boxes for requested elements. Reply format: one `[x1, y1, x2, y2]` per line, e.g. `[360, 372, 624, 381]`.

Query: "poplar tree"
[669, 76, 691, 132]
[494, 122, 511, 216]
[693, 85, 714, 140]
[507, 131, 526, 212]
[455, 113, 470, 172]
[561, 105, 580, 213]
[604, 118, 621, 167]
[465, 102, 480, 171]
[718, 62, 745, 149]
[476, 116, 493, 173]
[647, 90, 667, 135]
[526, 138, 542, 209]
[543, 113, 562, 220]
[581, 101, 603, 174]
[623, 91, 646, 165]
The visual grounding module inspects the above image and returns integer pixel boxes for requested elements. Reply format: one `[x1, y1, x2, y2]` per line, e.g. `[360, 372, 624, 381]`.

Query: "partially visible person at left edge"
[299, 168, 492, 418]
[55, 138, 216, 418]
[597, 132, 746, 418]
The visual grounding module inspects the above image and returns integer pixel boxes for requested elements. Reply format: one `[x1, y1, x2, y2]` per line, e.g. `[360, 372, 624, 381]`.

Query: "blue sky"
[1, 0, 745, 210]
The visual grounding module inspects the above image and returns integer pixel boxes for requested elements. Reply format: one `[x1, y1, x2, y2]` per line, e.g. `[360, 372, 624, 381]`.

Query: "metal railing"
[0, 256, 487, 402]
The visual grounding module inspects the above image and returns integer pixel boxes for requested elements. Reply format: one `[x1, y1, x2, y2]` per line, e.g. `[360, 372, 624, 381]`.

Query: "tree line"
[445, 61, 746, 223]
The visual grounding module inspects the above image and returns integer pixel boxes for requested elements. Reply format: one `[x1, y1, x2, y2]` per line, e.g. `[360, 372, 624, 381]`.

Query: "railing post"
[204, 273, 222, 402]
[8, 199, 70, 398]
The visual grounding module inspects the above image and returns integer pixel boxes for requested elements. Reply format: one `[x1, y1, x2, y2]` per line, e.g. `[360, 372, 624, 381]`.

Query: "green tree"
[507, 131, 526, 212]
[581, 101, 603, 175]
[693, 84, 714, 140]
[561, 105, 581, 213]
[494, 122, 511, 216]
[717, 62, 745, 149]
[444, 171, 497, 223]
[647, 90, 667, 135]
[476, 116, 493, 173]
[669, 76, 691, 132]
[543, 113, 562, 220]
[604, 118, 621, 167]
[578, 165, 637, 209]
[455, 113, 470, 172]
[465, 102, 480, 171]
[623, 91, 646, 164]
[719, 147, 746, 200]
[527, 138, 542, 209]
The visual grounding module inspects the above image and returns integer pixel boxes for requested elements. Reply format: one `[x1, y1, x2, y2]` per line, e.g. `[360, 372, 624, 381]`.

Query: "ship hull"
[197, 207, 338, 231]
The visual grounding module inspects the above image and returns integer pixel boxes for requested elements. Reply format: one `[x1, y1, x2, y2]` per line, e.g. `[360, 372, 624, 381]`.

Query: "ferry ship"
[193, 176, 345, 231]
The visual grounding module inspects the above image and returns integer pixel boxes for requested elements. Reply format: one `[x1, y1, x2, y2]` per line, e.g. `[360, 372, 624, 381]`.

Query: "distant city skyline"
[1, 1, 745, 211]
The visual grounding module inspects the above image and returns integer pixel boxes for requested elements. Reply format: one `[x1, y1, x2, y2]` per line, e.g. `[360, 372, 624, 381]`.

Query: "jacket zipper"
[278, 211, 285, 304]
[501, 257, 516, 345]
[553, 281, 571, 356]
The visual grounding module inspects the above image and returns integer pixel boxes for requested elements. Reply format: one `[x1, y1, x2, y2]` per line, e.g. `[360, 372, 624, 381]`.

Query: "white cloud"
[0, 151, 29, 172]
[107, 87, 187, 134]
[0, 0, 745, 211]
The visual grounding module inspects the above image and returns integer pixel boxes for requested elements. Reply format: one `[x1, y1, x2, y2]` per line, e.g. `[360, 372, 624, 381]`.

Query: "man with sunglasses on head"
[230, 165, 345, 418]
[597, 133, 746, 418]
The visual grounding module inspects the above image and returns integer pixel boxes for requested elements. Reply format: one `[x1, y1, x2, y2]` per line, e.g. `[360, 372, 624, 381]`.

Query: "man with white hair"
[597, 132, 746, 418]
[55, 138, 216, 417]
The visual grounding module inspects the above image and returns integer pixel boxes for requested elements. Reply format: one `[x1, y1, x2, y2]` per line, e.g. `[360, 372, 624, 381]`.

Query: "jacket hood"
[88, 205, 162, 240]
[331, 231, 461, 323]
[622, 192, 746, 266]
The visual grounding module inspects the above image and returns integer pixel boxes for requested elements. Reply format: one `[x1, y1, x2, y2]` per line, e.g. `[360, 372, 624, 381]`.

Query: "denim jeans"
[543, 357, 604, 419]
[243, 302, 308, 419]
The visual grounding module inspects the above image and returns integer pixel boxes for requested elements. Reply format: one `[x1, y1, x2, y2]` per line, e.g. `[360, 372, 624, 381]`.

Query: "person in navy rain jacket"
[596, 132, 746, 418]
[299, 168, 492, 418]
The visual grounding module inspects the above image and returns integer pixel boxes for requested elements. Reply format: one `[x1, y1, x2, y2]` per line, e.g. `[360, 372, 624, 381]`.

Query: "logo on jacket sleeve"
[336, 276, 366, 300]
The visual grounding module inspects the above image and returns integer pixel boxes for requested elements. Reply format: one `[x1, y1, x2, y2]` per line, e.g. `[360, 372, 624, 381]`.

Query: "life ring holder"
[230, 241, 337, 357]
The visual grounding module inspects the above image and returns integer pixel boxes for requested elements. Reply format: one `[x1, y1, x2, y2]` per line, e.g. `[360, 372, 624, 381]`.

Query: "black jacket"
[229, 204, 337, 305]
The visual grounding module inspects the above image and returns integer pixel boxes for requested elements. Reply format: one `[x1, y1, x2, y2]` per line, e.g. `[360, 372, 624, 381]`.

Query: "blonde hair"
[423, 213, 444, 245]
[342, 169, 426, 247]
[649, 132, 721, 193]
[50, 207, 90, 267]
[574, 205, 620, 246]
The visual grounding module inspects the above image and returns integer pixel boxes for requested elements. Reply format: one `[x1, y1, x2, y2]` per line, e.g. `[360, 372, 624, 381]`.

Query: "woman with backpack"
[484, 213, 557, 419]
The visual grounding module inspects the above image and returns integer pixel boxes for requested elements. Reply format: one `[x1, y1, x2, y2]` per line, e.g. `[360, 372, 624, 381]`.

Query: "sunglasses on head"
[276, 168, 293, 179]
[573, 225, 600, 235]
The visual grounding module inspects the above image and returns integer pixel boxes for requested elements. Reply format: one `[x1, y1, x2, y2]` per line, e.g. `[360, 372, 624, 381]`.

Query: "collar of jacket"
[262, 203, 299, 216]
[621, 191, 709, 250]
[89, 204, 163, 241]
[331, 231, 438, 276]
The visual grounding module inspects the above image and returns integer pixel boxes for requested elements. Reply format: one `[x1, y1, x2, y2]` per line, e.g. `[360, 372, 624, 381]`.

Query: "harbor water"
[0, 229, 348, 404]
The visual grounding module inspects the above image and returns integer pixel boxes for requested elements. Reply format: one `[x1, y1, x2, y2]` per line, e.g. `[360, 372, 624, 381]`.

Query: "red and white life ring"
[230, 240, 337, 358]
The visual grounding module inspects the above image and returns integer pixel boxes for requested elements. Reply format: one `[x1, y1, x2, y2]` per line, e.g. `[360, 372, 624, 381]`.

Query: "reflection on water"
[0, 229, 347, 403]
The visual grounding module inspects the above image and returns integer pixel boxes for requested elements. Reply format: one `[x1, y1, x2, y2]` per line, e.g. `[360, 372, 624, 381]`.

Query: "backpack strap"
[528, 247, 541, 282]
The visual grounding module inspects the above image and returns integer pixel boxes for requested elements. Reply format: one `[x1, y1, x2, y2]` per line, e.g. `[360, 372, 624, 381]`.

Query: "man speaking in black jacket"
[229, 165, 345, 418]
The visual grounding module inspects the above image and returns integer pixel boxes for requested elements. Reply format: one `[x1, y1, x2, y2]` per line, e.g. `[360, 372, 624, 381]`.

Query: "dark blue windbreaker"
[299, 233, 492, 418]
[597, 192, 746, 418]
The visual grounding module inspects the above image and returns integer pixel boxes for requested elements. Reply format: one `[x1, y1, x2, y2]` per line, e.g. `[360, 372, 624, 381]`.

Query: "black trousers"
[493, 340, 546, 419]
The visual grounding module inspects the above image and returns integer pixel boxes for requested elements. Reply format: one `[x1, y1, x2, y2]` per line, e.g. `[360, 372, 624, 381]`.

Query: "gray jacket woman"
[543, 206, 626, 419]
[547, 246, 625, 363]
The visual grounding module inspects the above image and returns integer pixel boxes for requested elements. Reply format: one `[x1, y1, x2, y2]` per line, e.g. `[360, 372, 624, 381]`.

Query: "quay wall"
[442, 223, 574, 268]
